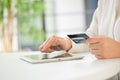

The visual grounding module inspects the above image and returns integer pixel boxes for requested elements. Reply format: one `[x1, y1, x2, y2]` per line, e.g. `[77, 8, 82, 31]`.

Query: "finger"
[39, 42, 47, 51]
[95, 55, 104, 59]
[42, 48, 55, 53]
[50, 46, 62, 51]
[39, 38, 50, 51]
[50, 37, 66, 50]
[90, 49, 101, 54]
[89, 44, 100, 50]
[91, 49, 102, 54]
[89, 41, 103, 51]
[90, 49, 104, 59]
[41, 36, 56, 51]
[86, 37, 100, 44]
[50, 38, 59, 46]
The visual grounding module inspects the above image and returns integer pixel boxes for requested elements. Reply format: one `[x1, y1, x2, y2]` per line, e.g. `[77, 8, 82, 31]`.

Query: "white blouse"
[69, 0, 120, 53]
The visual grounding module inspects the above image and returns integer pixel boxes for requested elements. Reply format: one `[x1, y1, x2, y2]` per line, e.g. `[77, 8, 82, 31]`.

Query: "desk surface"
[0, 51, 120, 80]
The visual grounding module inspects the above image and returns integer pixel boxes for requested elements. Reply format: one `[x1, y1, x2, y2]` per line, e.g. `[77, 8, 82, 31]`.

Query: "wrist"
[64, 38, 72, 52]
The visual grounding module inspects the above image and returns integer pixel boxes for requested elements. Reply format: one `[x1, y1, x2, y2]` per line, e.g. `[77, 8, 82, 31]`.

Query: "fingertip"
[40, 48, 46, 52]
[38, 45, 43, 51]
[38, 44, 47, 52]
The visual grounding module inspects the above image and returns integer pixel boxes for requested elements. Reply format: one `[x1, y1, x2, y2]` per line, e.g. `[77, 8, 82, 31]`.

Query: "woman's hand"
[39, 35, 72, 53]
[86, 36, 120, 59]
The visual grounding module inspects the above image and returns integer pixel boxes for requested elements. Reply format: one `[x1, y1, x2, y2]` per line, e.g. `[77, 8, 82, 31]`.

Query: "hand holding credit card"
[67, 33, 89, 44]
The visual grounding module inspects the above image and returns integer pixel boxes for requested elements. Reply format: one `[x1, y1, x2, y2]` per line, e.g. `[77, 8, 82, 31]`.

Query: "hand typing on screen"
[39, 35, 72, 53]
[86, 36, 120, 59]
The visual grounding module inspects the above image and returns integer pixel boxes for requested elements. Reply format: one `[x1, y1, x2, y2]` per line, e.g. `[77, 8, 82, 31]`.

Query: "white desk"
[0, 52, 120, 80]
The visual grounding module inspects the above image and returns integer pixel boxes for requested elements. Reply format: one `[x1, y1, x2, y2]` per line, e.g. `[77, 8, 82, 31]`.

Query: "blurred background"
[0, 0, 98, 53]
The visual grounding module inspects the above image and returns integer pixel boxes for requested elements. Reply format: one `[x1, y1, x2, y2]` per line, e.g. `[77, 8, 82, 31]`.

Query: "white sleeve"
[68, 41, 89, 53]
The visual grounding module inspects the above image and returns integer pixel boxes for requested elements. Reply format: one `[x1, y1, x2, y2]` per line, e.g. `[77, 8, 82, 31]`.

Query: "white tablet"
[20, 51, 84, 64]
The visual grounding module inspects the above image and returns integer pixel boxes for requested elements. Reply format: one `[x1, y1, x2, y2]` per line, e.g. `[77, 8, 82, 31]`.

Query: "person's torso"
[98, 0, 120, 41]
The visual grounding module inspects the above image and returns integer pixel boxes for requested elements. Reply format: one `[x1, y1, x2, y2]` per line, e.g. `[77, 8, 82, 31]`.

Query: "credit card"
[67, 33, 89, 44]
